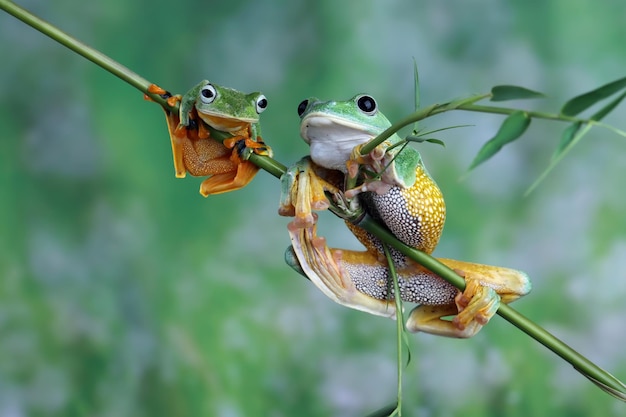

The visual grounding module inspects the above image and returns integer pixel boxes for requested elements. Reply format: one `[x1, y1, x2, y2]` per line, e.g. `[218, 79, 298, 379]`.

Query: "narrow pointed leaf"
[491, 85, 545, 101]
[468, 111, 531, 170]
[561, 76, 626, 116]
[412, 58, 420, 134]
[412, 124, 474, 137]
[413, 58, 420, 111]
[425, 138, 446, 147]
[552, 122, 583, 161]
[405, 135, 446, 147]
[591, 91, 626, 121]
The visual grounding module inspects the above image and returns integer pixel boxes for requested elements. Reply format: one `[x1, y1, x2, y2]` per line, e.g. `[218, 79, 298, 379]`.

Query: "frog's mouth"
[301, 114, 376, 172]
[197, 112, 257, 133]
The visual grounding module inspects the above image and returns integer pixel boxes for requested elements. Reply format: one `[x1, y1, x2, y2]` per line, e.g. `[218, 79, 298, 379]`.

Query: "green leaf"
[490, 85, 545, 101]
[425, 138, 446, 147]
[591, 91, 626, 121]
[552, 122, 583, 161]
[412, 58, 420, 134]
[413, 58, 420, 112]
[561, 76, 626, 116]
[405, 136, 446, 147]
[468, 111, 531, 170]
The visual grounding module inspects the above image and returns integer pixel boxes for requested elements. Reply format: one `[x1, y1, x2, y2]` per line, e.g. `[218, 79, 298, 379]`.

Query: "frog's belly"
[340, 259, 457, 305]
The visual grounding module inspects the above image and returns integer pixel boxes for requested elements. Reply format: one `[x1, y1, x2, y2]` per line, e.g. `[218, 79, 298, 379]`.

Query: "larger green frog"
[280, 94, 531, 338]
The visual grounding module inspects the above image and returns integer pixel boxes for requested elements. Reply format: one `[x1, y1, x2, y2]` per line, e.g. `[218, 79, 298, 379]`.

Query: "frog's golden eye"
[200, 83, 217, 104]
[356, 95, 377, 116]
[256, 95, 268, 114]
[297, 99, 309, 117]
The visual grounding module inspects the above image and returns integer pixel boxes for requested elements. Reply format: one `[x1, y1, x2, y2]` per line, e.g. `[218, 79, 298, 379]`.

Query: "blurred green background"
[1, 0, 626, 416]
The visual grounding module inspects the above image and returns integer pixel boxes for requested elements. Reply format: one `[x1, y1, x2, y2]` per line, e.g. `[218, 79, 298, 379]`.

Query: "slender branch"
[360, 94, 491, 155]
[458, 103, 580, 122]
[248, 153, 288, 180]
[0, 0, 172, 110]
[358, 216, 626, 399]
[3, 0, 625, 401]
[384, 243, 406, 417]
[358, 95, 601, 157]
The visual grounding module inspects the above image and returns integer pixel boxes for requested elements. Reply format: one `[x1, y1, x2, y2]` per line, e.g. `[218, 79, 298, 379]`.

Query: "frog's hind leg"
[286, 219, 467, 322]
[287, 221, 398, 319]
[437, 258, 531, 304]
[406, 303, 485, 338]
[199, 160, 259, 196]
[405, 281, 499, 338]
[406, 258, 531, 338]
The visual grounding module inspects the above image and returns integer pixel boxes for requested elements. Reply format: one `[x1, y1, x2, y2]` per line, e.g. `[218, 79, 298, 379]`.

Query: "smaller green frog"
[280, 94, 531, 338]
[147, 81, 271, 196]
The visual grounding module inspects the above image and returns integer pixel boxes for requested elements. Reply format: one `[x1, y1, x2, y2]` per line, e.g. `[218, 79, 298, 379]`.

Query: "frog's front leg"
[145, 84, 190, 178]
[224, 132, 273, 162]
[278, 157, 340, 228]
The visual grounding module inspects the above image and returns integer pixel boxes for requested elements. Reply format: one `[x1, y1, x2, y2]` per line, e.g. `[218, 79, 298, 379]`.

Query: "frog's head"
[191, 80, 267, 132]
[297, 94, 391, 172]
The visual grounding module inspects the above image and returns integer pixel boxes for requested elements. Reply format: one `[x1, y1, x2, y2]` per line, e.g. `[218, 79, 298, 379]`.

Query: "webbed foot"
[278, 157, 337, 228]
[287, 219, 398, 319]
[406, 259, 531, 338]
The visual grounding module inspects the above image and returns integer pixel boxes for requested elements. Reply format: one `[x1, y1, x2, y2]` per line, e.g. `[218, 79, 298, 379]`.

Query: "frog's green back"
[390, 145, 422, 188]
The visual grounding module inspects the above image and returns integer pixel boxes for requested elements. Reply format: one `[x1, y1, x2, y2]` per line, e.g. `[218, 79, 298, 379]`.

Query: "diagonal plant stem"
[2, 0, 625, 402]
[0, 0, 170, 110]
[0, 0, 288, 178]
[358, 97, 594, 156]
[359, 216, 626, 400]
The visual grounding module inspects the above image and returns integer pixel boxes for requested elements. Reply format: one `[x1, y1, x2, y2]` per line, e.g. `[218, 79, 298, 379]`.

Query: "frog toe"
[278, 158, 332, 227]
[288, 222, 397, 319]
[224, 136, 273, 163]
[406, 304, 485, 338]
[453, 279, 500, 331]
[144, 83, 173, 101]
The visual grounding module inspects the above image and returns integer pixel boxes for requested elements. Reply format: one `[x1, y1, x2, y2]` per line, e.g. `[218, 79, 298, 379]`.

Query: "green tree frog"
[280, 94, 531, 338]
[148, 81, 271, 196]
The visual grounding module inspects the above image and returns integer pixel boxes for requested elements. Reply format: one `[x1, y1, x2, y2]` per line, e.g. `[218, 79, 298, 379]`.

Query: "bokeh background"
[2, 0, 626, 416]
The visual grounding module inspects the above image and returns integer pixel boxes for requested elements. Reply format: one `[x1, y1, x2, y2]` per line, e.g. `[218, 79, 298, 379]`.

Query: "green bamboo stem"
[359, 216, 626, 399]
[0, 0, 288, 176]
[2, 0, 625, 401]
[358, 95, 597, 156]
[383, 243, 405, 417]
[0, 0, 172, 110]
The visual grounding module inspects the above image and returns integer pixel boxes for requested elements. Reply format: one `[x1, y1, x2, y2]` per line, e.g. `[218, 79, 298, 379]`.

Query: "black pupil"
[258, 98, 267, 109]
[201, 87, 215, 99]
[357, 96, 376, 113]
[297, 100, 309, 116]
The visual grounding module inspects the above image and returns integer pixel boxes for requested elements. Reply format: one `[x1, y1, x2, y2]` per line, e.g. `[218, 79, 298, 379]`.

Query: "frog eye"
[256, 95, 268, 114]
[200, 84, 217, 104]
[356, 95, 377, 115]
[297, 99, 309, 117]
